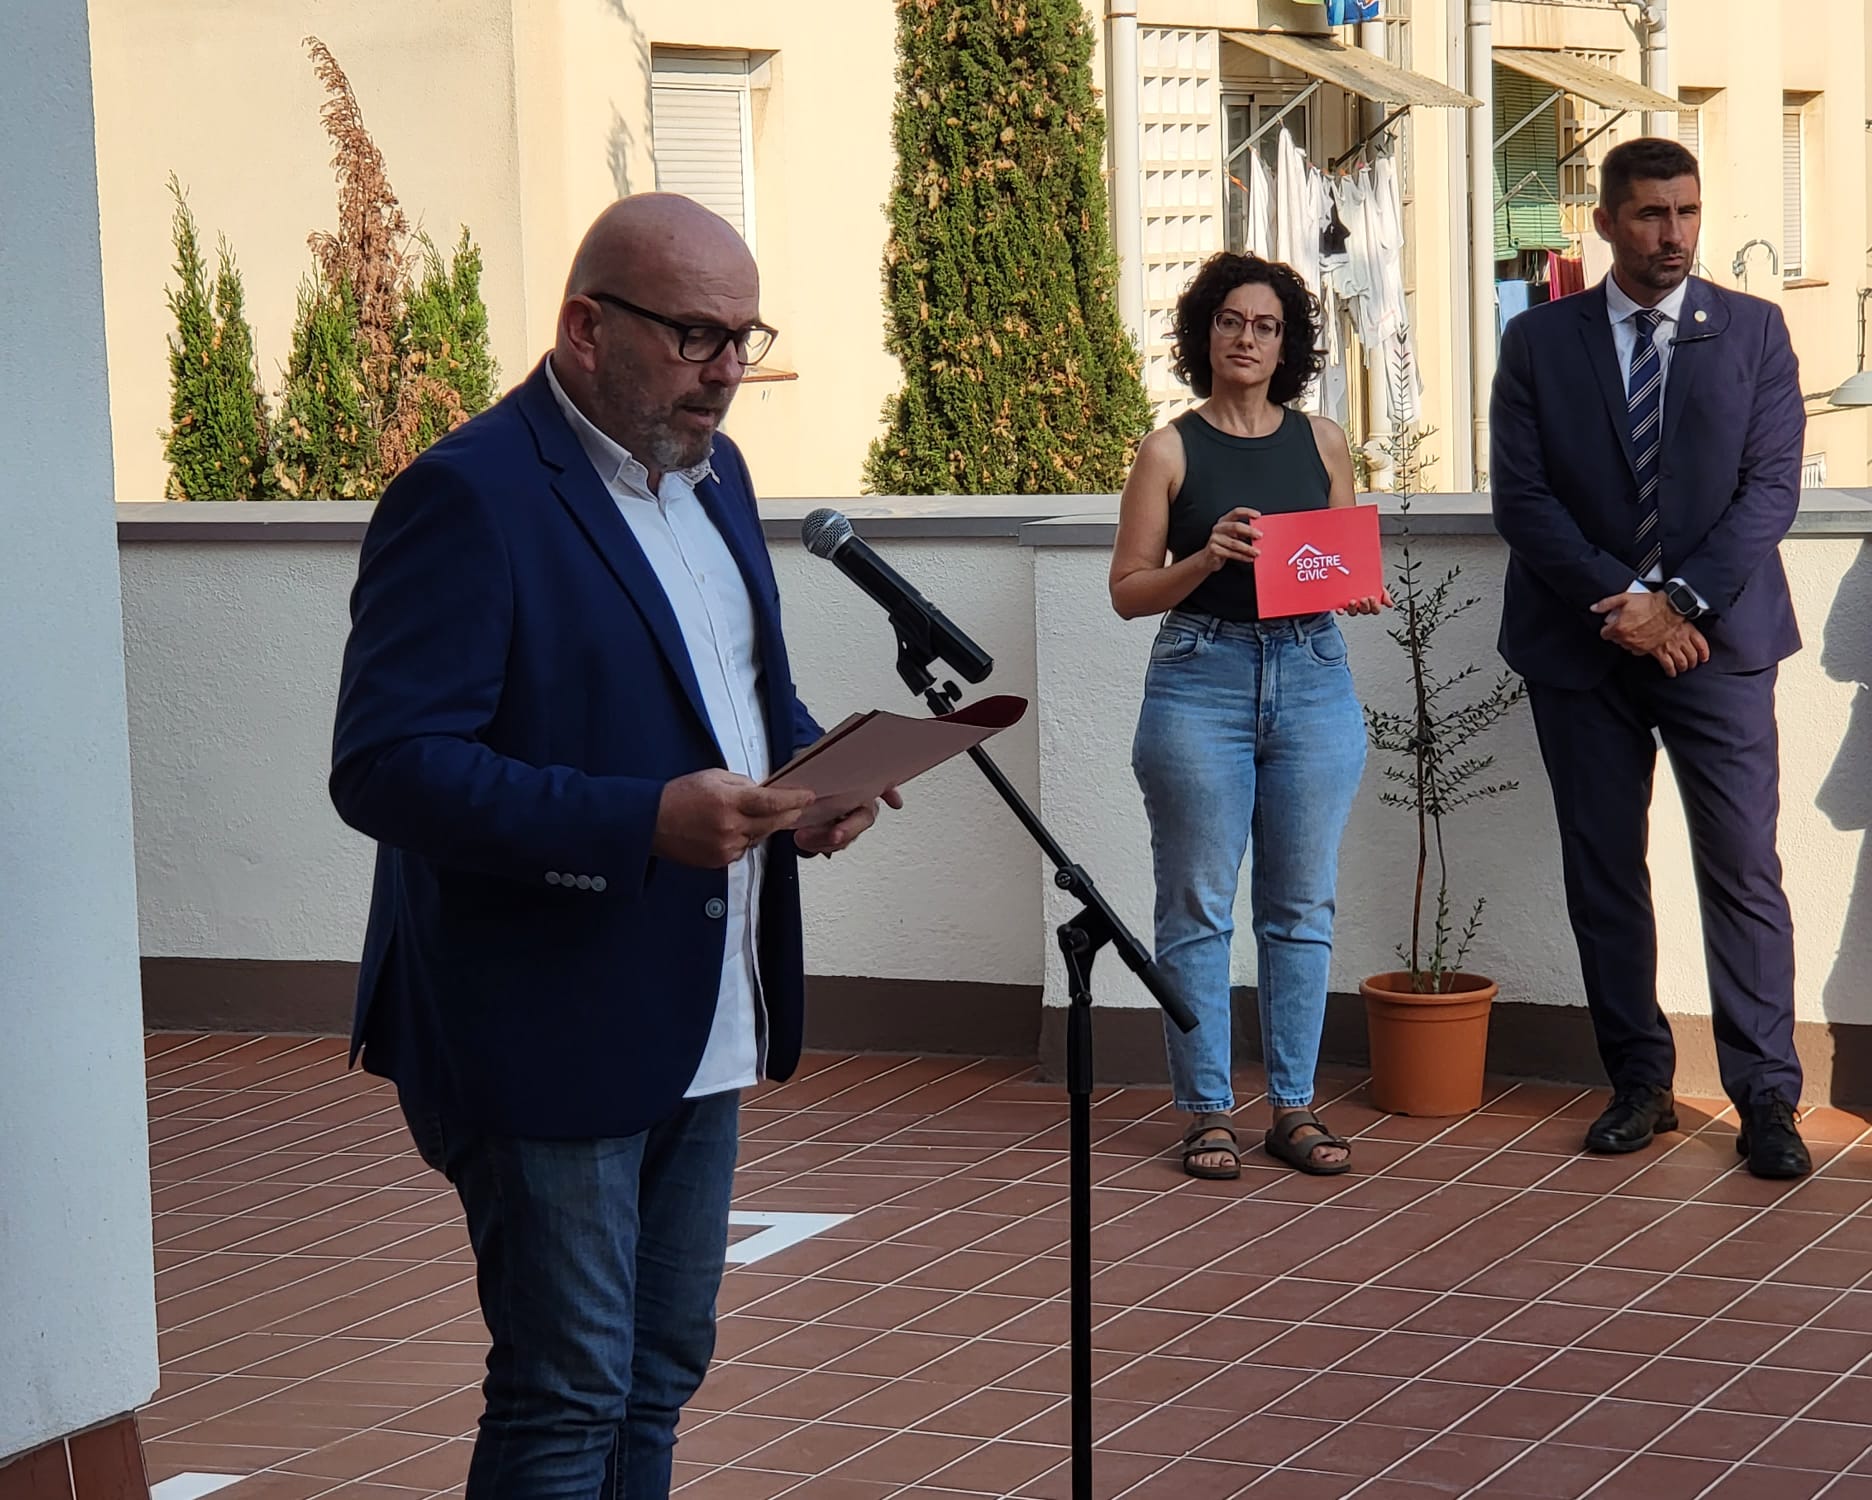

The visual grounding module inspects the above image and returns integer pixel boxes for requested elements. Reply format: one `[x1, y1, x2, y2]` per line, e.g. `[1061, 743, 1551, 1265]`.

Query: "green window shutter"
[1492, 67, 1567, 258]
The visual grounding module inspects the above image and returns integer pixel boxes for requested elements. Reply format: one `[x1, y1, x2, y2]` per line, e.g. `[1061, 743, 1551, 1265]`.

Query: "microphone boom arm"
[894, 629, 1196, 1036]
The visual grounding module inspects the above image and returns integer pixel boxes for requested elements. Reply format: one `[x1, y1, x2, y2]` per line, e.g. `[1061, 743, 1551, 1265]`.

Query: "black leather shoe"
[1584, 1085, 1679, 1154]
[1738, 1097, 1812, 1180]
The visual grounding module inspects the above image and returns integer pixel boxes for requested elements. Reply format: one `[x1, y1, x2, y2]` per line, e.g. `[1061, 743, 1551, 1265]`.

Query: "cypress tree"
[397, 227, 497, 455]
[270, 273, 377, 500]
[161, 176, 273, 500]
[865, 0, 1153, 496]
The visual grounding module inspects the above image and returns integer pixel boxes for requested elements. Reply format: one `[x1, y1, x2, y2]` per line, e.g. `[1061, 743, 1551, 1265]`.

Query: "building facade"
[88, 0, 1872, 500]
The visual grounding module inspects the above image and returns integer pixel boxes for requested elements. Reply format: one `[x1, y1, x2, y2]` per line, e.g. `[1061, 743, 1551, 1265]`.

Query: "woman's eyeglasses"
[1212, 311, 1284, 343]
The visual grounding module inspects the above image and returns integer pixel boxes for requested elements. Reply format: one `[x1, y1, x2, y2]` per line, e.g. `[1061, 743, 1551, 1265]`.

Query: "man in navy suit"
[330, 194, 895, 1497]
[1490, 138, 1810, 1180]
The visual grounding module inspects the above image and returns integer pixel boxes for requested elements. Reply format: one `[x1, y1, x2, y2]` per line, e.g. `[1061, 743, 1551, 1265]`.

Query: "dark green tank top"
[1166, 405, 1332, 623]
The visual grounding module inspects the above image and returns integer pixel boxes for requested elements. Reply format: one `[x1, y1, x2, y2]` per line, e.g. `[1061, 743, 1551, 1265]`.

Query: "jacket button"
[545, 872, 563, 885]
[705, 898, 727, 919]
[590, 876, 607, 893]
[575, 875, 592, 890]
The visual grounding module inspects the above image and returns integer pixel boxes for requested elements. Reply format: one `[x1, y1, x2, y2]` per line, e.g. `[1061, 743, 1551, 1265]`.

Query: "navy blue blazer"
[330, 360, 823, 1139]
[1489, 277, 1805, 689]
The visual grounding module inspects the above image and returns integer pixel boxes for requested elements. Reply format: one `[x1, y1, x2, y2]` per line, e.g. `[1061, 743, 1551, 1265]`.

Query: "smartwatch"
[1663, 579, 1706, 621]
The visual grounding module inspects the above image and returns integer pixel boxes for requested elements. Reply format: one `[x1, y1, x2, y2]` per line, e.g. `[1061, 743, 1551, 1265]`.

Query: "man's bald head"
[551, 193, 766, 486]
[563, 193, 757, 309]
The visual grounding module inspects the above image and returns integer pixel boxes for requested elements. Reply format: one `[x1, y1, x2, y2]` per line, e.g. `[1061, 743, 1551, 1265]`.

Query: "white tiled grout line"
[148, 1474, 245, 1500]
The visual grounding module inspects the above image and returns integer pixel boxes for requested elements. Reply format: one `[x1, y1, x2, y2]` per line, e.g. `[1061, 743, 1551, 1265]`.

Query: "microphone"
[801, 509, 994, 684]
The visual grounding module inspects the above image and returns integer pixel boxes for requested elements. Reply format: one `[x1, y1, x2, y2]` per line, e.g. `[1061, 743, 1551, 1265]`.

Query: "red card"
[1251, 504, 1383, 619]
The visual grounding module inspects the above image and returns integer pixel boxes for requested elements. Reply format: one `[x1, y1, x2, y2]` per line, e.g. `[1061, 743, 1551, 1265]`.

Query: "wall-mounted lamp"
[1732, 239, 1779, 288]
[1830, 288, 1872, 407]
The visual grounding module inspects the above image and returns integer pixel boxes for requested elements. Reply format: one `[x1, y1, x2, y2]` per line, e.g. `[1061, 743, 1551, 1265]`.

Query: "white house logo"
[1287, 542, 1351, 583]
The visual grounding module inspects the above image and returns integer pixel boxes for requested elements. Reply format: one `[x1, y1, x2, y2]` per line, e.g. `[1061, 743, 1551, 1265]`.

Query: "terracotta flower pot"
[1360, 971, 1499, 1117]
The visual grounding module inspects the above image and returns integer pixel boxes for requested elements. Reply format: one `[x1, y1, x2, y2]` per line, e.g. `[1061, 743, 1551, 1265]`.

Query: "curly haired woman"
[1109, 252, 1385, 1179]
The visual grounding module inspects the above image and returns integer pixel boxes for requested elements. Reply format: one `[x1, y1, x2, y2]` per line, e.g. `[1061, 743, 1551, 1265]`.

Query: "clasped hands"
[1590, 587, 1708, 678]
[653, 768, 903, 868]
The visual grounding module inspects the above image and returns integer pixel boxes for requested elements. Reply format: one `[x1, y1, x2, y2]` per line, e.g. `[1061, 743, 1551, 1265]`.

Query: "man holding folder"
[329, 193, 893, 1498]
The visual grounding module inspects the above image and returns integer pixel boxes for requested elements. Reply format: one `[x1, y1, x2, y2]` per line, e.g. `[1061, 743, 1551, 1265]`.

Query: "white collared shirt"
[1605, 274, 1696, 596]
[1606, 271, 1688, 398]
[545, 356, 769, 1098]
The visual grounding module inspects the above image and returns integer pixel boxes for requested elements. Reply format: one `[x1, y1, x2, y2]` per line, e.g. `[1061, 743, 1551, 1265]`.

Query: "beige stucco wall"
[86, 2, 1872, 503]
[88, 0, 904, 504]
[88, 0, 532, 502]
[511, 0, 902, 496]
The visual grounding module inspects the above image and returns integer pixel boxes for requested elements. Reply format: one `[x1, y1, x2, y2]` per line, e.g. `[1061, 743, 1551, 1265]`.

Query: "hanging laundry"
[1321, 197, 1352, 259]
[1326, 0, 1381, 21]
[1274, 127, 1323, 295]
[1247, 150, 1273, 260]
[1497, 280, 1532, 334]
[1546, 251, 1586, 299]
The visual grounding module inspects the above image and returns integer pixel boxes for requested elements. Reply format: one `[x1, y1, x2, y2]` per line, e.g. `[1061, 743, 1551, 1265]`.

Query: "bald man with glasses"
[330, 193, 896, 1498]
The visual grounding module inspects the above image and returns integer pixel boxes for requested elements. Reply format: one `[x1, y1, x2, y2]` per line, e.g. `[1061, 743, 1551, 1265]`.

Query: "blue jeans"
[1132, 610, 1367, 1113]
[404, 1090, 740, 1500]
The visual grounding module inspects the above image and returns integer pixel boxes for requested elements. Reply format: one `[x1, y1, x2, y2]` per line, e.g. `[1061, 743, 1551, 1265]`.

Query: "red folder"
[1251, 504, 1383, 619]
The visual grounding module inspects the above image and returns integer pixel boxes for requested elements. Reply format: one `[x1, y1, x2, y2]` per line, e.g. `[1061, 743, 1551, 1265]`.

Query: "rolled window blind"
[651, 84, 748, 237]
[1782, 108, 1804, 277]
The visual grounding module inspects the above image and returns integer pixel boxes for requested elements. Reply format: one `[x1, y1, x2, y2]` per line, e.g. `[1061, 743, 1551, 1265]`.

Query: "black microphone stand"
[884, 612, 1197, 1500]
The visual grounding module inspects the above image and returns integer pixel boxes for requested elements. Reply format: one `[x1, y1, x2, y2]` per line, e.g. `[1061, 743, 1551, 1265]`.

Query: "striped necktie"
[1627, 308, 1664, 576]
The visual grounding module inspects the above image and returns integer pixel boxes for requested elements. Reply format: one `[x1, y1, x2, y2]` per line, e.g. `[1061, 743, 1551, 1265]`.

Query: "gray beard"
[594, 363, 724, 474]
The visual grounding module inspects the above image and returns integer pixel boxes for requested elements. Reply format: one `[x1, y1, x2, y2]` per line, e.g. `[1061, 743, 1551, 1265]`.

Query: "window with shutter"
[1676, 91, 1704, 162]
[1782, 105, 1804, 278]
[1493, 68, 1567, 259]
[650, 52, 756, 247]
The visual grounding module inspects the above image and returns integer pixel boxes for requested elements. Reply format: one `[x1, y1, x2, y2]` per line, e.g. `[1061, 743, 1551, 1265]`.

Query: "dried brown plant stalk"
[303, 35, 413, 474]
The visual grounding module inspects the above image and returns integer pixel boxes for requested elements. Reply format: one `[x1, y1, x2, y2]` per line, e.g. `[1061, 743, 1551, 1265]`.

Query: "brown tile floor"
[140, 1034, 1872, 1499]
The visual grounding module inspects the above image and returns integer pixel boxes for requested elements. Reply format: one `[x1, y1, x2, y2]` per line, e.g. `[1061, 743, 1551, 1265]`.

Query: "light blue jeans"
[1132, 609, 1367, 1112]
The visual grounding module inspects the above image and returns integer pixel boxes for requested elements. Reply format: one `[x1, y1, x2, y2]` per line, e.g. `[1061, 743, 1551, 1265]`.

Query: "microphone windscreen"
[801, 508, 852, 559]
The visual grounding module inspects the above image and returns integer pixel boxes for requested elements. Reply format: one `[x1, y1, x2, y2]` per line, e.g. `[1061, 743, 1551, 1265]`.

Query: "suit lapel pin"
[1694, 310, 1707, 323]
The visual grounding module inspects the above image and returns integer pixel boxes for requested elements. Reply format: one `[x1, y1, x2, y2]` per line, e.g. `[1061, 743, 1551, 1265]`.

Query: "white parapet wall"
[116, 492, 1872, 1089]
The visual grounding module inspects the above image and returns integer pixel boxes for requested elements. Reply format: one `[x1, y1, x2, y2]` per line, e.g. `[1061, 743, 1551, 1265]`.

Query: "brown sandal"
[1265, 1109, 1352, 1176]
[1180, 1113, 1241, 1179]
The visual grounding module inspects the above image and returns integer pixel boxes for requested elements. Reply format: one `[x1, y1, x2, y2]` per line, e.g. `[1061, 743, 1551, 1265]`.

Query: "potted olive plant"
[1361, 424, 1527, 1115]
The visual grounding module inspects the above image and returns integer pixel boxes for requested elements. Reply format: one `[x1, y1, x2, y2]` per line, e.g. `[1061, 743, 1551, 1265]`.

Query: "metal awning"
[1221, 31, 1482, 110]
[1493, 48, 1681, 113]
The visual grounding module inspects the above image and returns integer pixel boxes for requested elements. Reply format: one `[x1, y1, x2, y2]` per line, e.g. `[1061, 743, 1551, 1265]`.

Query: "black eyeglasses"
[583, 291, 778, 366]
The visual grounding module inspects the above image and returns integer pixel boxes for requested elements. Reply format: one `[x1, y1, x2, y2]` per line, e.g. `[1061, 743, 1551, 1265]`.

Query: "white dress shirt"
[545, 357, 769, 1098]
[1605, 274, 1702, 604]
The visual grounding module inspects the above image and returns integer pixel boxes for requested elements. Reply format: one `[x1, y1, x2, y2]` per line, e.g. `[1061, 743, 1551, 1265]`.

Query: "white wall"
[0, 0, 158, 1462]
[116, 510, 1872, 1041]
[119, 532, 1043, 986]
